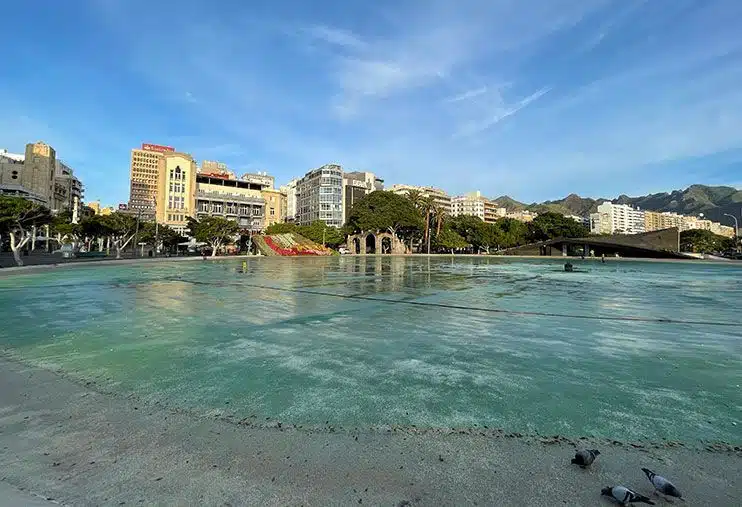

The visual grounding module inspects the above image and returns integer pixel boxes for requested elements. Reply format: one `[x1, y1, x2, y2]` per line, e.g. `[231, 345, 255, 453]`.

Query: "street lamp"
[723, 213, 738, 238]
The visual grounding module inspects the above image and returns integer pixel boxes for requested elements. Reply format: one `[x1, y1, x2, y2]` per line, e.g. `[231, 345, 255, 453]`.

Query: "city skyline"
[2, 1, 742, 206]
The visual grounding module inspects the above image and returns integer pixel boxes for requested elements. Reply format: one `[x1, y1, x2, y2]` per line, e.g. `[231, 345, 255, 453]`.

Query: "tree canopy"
[433, 227, 469, 252]
[680, 229, 735, 253]
[527, 212, 589, 241]
[345, 191, 423, 238]
[187, 216, 239, 256]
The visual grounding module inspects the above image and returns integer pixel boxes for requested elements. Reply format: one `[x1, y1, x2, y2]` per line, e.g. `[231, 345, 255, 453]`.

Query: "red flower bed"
[263, 235, 331, 256]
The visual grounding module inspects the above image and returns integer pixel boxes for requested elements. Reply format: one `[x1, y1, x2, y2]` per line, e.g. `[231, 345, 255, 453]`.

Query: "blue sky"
[2, 0, 741, 206]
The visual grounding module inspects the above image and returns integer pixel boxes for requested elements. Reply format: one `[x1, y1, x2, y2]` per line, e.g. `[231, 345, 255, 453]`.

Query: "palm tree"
[404, 189, 425, 252]
[433, 205, 446, 238]
[421, 196, 435, 254]
[405, 189, 424, 210]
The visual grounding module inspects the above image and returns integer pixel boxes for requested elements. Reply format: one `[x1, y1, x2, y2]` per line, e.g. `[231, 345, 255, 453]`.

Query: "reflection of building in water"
[134, 280, 199, 314]
[337, 256, 408, 293]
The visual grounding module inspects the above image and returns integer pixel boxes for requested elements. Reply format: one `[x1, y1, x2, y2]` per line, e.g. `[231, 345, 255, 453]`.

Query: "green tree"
[99, 212, 138, 259]
[680, 229, 735, 253]
[495, 218, 529, 248]
[346, 191, 424, 245]
[79, 215, 112, 252]
[527, 212, 589, 242]
[265, 222, 298, 235]
[448, 215, 494, 252]
[138, 222, 184, 253]
[433, 227, 469, 253]
[51, 211, 81, 246]
[298, 221, 344, 248]
[0, 196, 52, 266]
[187, 216, 239, 257]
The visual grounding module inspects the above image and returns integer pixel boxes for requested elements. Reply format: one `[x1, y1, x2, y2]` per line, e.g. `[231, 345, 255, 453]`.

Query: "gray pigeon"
[601, 485, 655, 505]
[571, 449, 600, 468]
[642, 468, 683, 500]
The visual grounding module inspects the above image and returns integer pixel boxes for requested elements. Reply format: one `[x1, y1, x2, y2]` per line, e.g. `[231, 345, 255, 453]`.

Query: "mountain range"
[491, 185, 742, 224]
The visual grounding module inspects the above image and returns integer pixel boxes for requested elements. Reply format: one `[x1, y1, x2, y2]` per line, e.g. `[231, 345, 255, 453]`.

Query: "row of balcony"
[197, 190, 264, 205]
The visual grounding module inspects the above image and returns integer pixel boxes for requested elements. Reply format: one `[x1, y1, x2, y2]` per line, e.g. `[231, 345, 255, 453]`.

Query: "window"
[270, 207, 275, 216]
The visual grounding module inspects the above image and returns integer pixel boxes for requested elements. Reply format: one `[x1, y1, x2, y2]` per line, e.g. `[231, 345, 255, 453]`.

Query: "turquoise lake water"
[1, 257, 740, 444]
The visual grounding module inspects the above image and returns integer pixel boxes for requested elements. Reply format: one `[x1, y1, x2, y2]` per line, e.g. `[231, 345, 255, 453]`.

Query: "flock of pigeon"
[571, 448, 684, 505]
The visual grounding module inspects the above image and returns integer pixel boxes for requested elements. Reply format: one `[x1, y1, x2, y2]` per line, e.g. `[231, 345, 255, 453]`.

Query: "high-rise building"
[342, 171, 384, 224]
[156, 152, 198, 235]
[261, 188, 287, 228]
[296, 164, 343, 227]
[388, 184, 452, 214]
[279, 178, 298, 222]
[590, 202, 645, 234]
[128, 143, 174, 219]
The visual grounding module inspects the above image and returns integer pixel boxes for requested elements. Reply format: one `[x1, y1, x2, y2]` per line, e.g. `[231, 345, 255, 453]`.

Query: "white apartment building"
[590, 202, 645, 235]
[389, 184, 452, 214]
[279, 178, 298, 222]
[451, 191, 486, 220]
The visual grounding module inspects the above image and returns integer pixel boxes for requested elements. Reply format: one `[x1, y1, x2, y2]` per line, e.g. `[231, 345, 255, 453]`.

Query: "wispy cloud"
[3, 0, 741, 206]
[305, 25, 366, 49]
[453, 87, 552, 138]
[445, 87, 488, 103]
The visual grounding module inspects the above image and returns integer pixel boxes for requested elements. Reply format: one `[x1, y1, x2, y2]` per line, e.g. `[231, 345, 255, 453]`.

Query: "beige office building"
[262, 188, 287, 227]
[156, 152, 198, 235]
[128, 143, 175, 219]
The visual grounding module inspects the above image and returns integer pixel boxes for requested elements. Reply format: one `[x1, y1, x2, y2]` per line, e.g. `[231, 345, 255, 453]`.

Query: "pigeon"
[571, 449, 600, 468]
[642, 468, 683, 500]
[601, 486, 655, 505]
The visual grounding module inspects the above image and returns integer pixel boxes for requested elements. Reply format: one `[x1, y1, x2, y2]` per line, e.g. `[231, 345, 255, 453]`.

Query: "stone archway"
[346, 231, 410, 255]
[365, 234, 376, 254]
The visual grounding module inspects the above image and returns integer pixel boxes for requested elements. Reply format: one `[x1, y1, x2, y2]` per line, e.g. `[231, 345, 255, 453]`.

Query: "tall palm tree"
[433, 205, 446, 238]
[421, 196, 435, 254]
[405, 189, 424, 210]
[404, 189, 425, 252]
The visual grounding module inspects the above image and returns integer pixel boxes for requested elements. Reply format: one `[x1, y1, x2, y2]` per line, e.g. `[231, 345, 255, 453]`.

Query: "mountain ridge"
[488, 185, 741, 224]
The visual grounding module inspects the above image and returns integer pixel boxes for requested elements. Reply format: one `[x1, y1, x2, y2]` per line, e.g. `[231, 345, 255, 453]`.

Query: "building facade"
[590, 202, 645, 235]
[0, 148, 48, 204]
[128, 143, 174, 219]
[1, 144, 83, 213]
[242, 172, 275, 189]
[451, 191, 487, 221]
[261, 188, 286, 228]
[342, 171, 384, 224]
[156, 152, 198, 235]
[52, 160, 84, 216]
[279, 179, 298, 222]
[388, 184, 452, 215]
[196, 173, 266, 232]
[296, 164, 343, 227]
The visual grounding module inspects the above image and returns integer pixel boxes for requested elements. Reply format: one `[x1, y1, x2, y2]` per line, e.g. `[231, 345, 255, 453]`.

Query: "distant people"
[601, 254, 606, 263]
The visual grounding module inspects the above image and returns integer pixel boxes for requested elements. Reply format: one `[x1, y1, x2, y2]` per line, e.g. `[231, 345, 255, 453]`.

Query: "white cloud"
[444, 87, 488, 103]
[305, 25, 366, 49]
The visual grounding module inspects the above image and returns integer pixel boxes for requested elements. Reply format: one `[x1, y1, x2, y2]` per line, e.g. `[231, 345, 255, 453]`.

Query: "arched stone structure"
[346, 231, 409, 255]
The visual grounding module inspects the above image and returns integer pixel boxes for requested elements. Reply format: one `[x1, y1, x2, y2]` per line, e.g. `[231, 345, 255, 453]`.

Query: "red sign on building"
[141, 143, 175, 153]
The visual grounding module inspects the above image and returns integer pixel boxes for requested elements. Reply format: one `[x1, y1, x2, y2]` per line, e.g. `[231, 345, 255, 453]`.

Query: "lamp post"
[723, 213, 738, 238]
